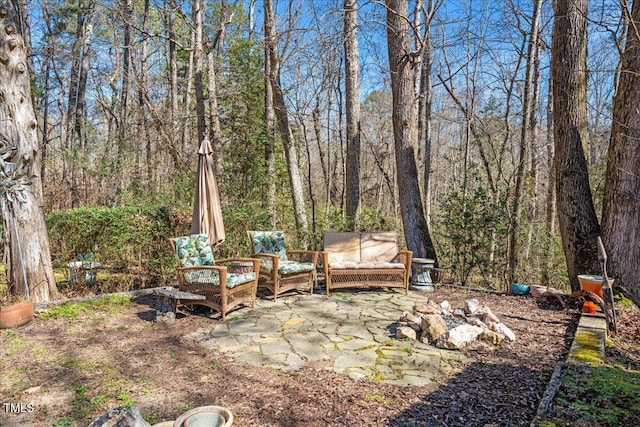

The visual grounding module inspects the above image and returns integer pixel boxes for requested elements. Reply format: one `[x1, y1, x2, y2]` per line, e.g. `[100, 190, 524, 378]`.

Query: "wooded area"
[1, 0, 639, 303]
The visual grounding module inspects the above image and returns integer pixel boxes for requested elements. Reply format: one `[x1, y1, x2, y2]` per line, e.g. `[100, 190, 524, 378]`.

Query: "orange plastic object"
[577, 275, 613, 299]
[582, 300, 597, 314]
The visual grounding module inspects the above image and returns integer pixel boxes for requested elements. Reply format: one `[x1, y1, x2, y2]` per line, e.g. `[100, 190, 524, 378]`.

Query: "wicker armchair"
[170, 234, 260, 320]
[247, 231, 318, 300]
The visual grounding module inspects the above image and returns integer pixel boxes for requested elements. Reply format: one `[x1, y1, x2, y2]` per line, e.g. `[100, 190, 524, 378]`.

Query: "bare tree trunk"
[138, 0, 151, 188]
[166, 0, 179, 161]
[193, 0, 206, 148]
[66, 0, 95, 207]
[417, 0, 438, 228]
[264, 0, 309, 238]
[343, 0, 360, 229]
[115, 0, 132, 201]
[263, 23, 276, 228]
[0, 0, 58, 302]
[183, 29, 195, 153]
[602, 0, 640, 302]
[508, 0, 542, 283]
[386, 0, 436, 261]
[552, 0, 601, 291]
[543, 78, 557, 286]
[208, 0, 228, 178]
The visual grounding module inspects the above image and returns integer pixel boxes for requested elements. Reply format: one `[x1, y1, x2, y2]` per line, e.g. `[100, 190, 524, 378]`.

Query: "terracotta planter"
[0, 301, 34, 329]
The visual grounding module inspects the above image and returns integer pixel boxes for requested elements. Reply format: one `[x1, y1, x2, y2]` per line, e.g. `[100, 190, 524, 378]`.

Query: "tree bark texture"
[0, 0, 58, 302]
[343, 0, 360, 229]
[386, 0, 436, 261]
[551, 0, 601, 291]
[602, 0, 640, 302]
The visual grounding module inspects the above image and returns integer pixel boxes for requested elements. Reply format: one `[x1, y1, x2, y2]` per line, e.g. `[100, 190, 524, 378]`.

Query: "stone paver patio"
[184, 291, 468, 386]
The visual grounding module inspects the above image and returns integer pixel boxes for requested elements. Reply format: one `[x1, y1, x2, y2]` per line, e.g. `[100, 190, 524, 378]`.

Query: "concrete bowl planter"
[0, 300, 34, 329]
[174, 406, 233, 427]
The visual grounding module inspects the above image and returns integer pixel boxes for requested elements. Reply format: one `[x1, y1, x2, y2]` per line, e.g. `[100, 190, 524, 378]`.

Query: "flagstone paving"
[184, 291, 468, 387]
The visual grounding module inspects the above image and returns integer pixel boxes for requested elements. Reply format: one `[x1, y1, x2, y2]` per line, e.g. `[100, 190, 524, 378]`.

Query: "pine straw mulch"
[2, 285, 638, 427]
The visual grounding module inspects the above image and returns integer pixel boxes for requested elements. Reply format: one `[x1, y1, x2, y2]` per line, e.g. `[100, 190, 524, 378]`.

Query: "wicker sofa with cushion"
[322, 232, 412, 295]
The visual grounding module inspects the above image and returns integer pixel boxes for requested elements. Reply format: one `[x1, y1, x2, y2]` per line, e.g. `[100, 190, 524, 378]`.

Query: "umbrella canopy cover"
[191, 139, 225, 247]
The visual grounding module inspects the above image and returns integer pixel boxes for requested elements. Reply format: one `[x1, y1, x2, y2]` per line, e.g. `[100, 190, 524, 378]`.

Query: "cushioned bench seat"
[322, 232, 412, 295]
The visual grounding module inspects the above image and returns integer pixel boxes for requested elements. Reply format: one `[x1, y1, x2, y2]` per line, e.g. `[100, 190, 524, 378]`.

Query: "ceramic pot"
[0, 301, 34, 329]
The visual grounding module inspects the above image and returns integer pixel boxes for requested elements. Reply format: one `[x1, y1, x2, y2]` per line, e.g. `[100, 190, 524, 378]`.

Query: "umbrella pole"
[597, 236, 617, 334]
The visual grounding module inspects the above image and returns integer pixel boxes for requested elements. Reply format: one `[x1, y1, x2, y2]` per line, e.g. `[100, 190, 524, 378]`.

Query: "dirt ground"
[1, 285, 637, 427]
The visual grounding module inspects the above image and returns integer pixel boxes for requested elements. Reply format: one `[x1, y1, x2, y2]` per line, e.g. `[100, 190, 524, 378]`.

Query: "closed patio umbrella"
[191, 138, 225, 247]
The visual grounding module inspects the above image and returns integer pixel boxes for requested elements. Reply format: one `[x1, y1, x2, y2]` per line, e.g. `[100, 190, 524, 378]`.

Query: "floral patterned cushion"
[183, 268, 220, 284]
[227, 272, 256, 288]
[278, 260, 314, 275]
[249, 231, 288, 261]
[183, 269, 255, 289]
[174, 234, 215, 267]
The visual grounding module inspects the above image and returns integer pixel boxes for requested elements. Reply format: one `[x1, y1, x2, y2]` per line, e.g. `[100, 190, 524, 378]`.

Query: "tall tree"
[264, 0, 309, 237]
[385, 0, 437, 261]
[508, 0, 543, 283]
[416, 0, 439, 228]
[0, 0, 59, 302]
[552, 0, 601, 290]
[343, 0, 360, 229]
[602, 0, 640, 302]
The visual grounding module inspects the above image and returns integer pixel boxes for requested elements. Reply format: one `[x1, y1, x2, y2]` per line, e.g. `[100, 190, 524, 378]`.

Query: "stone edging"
[529, 312, 607, 426]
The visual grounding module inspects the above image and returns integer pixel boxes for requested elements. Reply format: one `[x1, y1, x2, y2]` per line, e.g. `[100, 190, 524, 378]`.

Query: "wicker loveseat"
[322, 232, 412, 295]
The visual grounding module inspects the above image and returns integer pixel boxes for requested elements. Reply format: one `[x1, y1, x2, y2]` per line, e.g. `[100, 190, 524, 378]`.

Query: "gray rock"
[436, 324, 484, 349]
[489, 321, 516, 342]
[464, 298, 480, 314]
[88, 406, 151, 427]
[440, 300, 452, 316]
[478, 307, 500, 324]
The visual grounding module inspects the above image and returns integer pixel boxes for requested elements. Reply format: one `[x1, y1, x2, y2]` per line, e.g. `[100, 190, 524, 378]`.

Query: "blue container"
[510, 283, 530, 295]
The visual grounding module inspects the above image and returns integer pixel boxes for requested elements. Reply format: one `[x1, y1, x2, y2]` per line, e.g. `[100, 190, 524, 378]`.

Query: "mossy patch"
[538, 364, 640, 426]
[568, 331, 604, 364]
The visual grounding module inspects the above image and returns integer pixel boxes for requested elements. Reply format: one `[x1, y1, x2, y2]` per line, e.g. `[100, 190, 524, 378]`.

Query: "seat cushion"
[249, 231, 288, 261]
[227, 272, 256, 288]
[184, 268, 220, 284]
[184, 269, 255, 289]
[330, 261, 405, 270]
[175, 234, 215, 266]
[278, 260, 315, 275]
